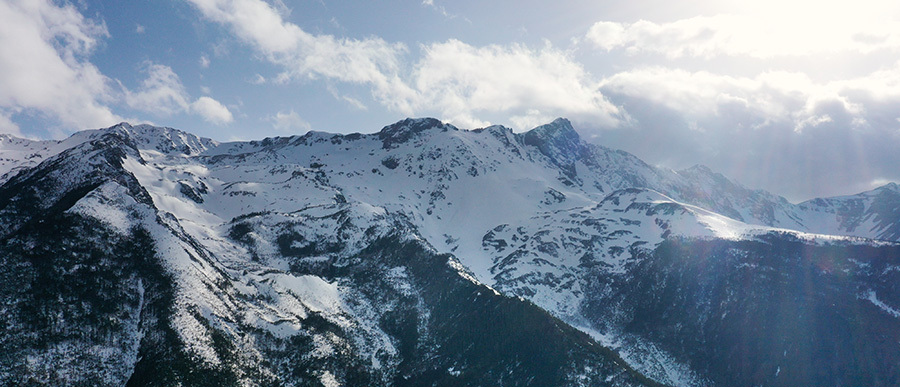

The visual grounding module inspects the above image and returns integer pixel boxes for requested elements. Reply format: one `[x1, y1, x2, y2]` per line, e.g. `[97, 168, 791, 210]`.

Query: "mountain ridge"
[2, 117, 900, 386]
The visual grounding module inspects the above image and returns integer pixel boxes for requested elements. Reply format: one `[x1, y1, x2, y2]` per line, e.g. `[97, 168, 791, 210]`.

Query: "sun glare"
[726, 0, 900, 56]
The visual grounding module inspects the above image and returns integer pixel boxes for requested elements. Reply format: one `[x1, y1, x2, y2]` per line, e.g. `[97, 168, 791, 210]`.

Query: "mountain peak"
[877, 182, 899, 192]
[103, 122, 217, 156]
[110, 121, 134, 131]
[521, 118, 586, 178]
[522, 118, 581, 148]
[677, 164, 745, 188]
[377, 117, 456, 149]
[684, 164, 713, 174]
[550, 116, 572, 126]
[525, 117, 577, 139]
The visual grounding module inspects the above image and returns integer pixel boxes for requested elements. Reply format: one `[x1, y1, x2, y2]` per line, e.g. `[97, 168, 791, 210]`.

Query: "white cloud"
[125, 62, 233, 125]
[186, 0, 302, 54]
[199, 55, 210, 68]
[0, 1, 239, 134]
[191, 96, 233, 125]
[326, 85, 367, 111]
[135, 23, 145, 34]
[341, 95, 368, 111]
[186, 0, 414, 111]
[184, 0, 618, 130]
[126, 63, 192, 115]
[0, 0, 121, 131]
[422, 0, 450, 18]
[249, 74, 266, 84]
[508, 109, 555, 132]
[587, 7, 900, 59]
[410, 40, 621, 129]
[0, 110, 22, 136]
[270, 109, 310, 132]
[599, 67, 874, 132]
[582, 2, 900, 198]
[869, 178, 896, 189]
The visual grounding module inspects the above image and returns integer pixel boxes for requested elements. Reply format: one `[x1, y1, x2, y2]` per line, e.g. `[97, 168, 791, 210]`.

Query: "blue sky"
[2, 0, 900, 201]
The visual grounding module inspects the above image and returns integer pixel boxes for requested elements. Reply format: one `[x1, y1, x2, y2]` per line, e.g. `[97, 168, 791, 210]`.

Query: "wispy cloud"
[185, 0, 414, 111]
[249, 74, 266, 84]
[270, 109, 310, 132]
[184, 0, 620, 129]
[422, 0, 449, 18]
[326, 85, 367, 111]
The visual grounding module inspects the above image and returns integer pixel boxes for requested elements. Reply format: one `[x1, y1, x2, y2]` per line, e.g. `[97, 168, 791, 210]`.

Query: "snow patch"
[861, 290, 900, 318]
[66, 182, 137, 234]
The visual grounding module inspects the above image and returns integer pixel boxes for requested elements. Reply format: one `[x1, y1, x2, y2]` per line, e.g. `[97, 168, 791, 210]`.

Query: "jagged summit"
[520, 118, 588, 180]
[681, 164, 714, 174]
[675, 164, 750, 195]
[522, 117, 582, 150]
[105, 122, 218, 156]
[377, 117, 457, 149]
[0, 133, 40, 145]
[471, 124, 513, 136]
[877, 182, 900, 192]
[525, 117, 576, 136]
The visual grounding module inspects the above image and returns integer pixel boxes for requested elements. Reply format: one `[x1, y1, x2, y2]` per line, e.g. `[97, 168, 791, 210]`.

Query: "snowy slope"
[0, 123, 217, 184]
[117, 117, 900, 385]
[0, 120, 664, 386]
[795, 182, 900, 240]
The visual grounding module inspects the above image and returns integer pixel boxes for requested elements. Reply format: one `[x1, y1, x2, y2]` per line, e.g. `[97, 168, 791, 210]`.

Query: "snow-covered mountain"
[1, 118, 899, 386]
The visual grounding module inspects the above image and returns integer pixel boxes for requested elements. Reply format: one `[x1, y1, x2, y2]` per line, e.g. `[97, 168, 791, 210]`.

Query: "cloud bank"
[595, 65, 900, 200]
[580, 3, 900, 199]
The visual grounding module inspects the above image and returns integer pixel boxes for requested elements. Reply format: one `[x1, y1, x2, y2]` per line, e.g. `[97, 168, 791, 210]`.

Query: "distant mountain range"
[1, 117, 898, 386]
